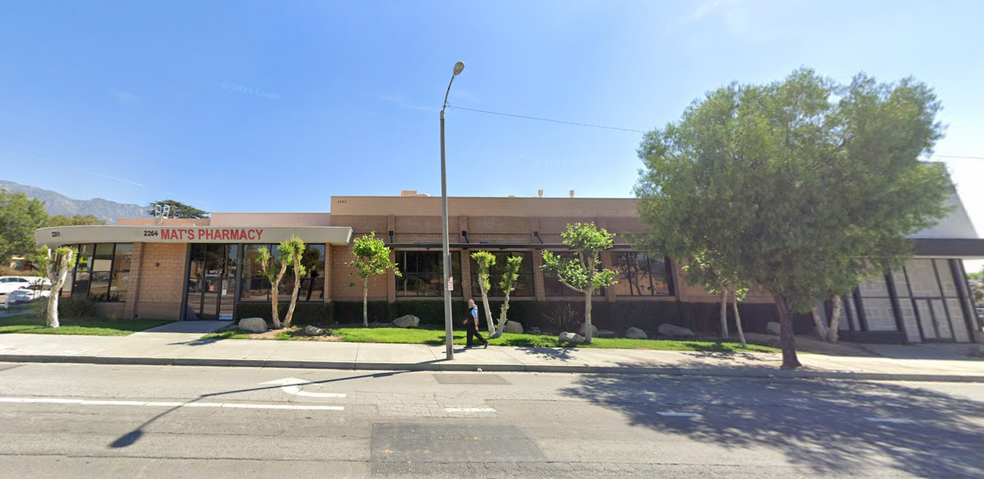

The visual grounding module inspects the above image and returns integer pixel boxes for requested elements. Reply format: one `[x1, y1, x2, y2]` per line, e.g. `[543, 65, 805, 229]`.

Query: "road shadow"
[109, 370, 413, 449]
[512, 346, 578, 362]
[561, 372, 984, 478]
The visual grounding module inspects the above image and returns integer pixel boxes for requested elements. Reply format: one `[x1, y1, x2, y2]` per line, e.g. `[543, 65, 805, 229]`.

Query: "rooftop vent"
[538, 189, 543, 198]
[401, 190, 417, 196]
[569, 190, 575, 198]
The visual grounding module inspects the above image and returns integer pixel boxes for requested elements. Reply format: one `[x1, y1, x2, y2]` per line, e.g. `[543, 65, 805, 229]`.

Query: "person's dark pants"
[466, 327, 488, 347]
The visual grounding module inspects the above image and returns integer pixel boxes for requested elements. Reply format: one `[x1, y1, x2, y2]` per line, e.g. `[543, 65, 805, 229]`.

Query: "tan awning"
[35, 225, 353, 247]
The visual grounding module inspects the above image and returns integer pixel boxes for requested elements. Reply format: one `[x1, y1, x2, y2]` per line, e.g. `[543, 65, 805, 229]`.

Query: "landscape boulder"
[657, 323, 695, 338]
[238, 317, 267, 333]
[558, 331, 585, 345]
[578, 322, 599, 337]
[503, 321, 524, 334]
[303, 325, 325, 336]
[393, 315, 420, 328]
[766, 321, 782, 336]
[596, 329, 616, 338]
[625, 327, 648, 339]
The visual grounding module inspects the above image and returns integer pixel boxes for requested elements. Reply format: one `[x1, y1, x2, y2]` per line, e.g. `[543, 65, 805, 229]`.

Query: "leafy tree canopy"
[635, 68, 952, 367]
[147, 199, 209, 219]
[0, 191, 49, 265]
[47, 214, 106, 227]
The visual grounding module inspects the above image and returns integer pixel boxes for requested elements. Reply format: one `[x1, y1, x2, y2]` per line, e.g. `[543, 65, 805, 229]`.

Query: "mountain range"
[0, 180, 147, 224]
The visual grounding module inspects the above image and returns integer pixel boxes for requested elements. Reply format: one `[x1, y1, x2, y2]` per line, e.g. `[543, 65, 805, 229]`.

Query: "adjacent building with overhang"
[34, 191, 984, 344]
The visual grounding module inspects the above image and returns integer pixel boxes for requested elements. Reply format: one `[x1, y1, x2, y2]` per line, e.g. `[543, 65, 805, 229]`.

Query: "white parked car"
[0, 276, 50, 296]
[7, 286, 51, 303]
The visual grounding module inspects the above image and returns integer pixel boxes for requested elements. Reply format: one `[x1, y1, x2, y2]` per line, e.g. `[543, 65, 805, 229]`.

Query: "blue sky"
[2, 1, 983, 245]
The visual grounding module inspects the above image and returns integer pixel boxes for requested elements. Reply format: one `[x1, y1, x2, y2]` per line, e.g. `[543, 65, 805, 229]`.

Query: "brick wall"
[133, 243, 187, 320]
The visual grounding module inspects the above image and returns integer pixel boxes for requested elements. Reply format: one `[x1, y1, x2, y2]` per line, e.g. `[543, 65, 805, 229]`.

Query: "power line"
[929, 154, 984, 161]
[447, 104, 647, 134]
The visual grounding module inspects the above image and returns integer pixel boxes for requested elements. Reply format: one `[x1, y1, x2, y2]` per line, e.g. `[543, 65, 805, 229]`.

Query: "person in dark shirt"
[464, 298, 489, 348]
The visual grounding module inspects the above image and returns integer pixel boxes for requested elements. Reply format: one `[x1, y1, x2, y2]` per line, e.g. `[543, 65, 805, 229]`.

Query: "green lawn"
[0, 315, 173, 336]
[203, 326, 776, 353]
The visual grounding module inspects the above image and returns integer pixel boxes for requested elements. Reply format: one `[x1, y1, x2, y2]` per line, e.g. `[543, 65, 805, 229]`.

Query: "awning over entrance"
[34, 225, 353, 247]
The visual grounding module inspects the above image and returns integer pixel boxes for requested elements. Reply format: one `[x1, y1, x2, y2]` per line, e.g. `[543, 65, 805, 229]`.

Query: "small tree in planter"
[681, 251, 750, 348]
[31, 245, 77, 328]
[346, 232, 400, 327]
[257, 245, 289, 329]
[471, 251, 497, 336]
[472, 252, 525, 338]
[279, 236, 307, 329]
[541, 223, 618, 344]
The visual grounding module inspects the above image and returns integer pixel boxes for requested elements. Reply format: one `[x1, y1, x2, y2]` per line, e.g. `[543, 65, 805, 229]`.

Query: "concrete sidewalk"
[0, 322, 982, 382]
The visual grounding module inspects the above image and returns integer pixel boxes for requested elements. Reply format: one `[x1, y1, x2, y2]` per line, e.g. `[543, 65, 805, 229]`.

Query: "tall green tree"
[680, 251, 750, 348]
[31, 245, 77, 328]
[279, 236, 307, 329]
[635, 69, 951, 369]
[257, 246, 288, 329]
[542, 223, 618, 344]
[47, 214, 106, 226]
[0, 191, 50, 265]
[346, 233, 400, 327]
[147, 199, 209, 219]
[471, 251, 498, 336]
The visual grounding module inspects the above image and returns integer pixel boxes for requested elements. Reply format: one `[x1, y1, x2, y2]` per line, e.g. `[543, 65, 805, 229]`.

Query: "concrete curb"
[2, 354, 983, 383]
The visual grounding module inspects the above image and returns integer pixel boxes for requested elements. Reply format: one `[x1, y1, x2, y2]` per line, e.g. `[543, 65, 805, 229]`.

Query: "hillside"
[0, 180, 147, 224]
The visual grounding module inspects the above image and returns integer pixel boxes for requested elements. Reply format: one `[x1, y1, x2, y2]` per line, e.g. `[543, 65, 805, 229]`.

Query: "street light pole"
[440, 61, 465, 360]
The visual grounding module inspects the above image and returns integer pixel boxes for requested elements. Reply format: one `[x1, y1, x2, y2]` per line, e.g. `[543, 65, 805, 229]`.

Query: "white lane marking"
[0, 397, 343, 411]
[445, 408, 496, 413]
[260, 377, 347, 398]
[657, 411, 702, 417]
[866, 417, 916, 424]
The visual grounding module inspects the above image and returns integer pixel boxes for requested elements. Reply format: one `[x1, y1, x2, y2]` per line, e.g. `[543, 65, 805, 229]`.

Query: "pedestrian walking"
[464, 298, 489, 348]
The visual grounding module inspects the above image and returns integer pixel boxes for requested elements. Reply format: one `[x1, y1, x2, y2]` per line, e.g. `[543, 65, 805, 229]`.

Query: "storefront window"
[396, 251, 462, 297]
[469, 251, 534, 297]
[239, 243, 325, 302]
[65, 243, 132, 301]
[613, 252, 673, 297]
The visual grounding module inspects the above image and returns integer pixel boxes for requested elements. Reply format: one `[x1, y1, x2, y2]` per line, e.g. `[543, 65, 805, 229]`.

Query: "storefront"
[33, 194, 983, 343]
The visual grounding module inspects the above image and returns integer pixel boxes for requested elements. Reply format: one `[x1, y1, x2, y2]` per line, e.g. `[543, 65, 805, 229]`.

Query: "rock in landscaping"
[766, 321, 782, 335]
[504, 321, 524, 334]
[657, 323, 695, 338]
[528, 327, 542, 335]
[596, 329, 616, 338]
[303, 325, 325, 336]
[578, 322, 599, 337]
[625, 327, 648, 339]
[393, 315, 420, 328]
[559, 331, 585, 345]
[238, 317, 267, 333]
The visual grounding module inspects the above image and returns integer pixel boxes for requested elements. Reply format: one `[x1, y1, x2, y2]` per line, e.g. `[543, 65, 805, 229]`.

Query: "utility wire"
[447, 104, 647, 134]
[928, 154, 984, 161]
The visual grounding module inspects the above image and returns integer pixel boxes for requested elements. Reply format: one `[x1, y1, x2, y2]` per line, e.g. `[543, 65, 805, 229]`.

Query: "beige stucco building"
[33, 192, 984, 344]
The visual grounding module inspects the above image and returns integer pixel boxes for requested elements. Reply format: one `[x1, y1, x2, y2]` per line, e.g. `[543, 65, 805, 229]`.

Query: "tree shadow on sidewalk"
[561, 373, 984, 478]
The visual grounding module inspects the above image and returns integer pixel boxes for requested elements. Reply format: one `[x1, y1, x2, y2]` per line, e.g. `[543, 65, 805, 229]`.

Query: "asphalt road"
[0, 363, 982, 478]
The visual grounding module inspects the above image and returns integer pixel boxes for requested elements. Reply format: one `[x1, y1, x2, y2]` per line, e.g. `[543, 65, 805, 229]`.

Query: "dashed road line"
[444, 407, 496, 413]
[866, 417, 916, 424]
[0, 397, 343, 411]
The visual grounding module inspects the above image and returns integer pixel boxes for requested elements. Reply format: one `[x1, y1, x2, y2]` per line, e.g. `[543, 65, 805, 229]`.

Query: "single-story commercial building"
[34, 191, 984, 344]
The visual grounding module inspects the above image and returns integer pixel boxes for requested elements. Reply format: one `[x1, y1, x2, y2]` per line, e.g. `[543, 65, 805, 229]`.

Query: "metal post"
[440, 107, 454, 360]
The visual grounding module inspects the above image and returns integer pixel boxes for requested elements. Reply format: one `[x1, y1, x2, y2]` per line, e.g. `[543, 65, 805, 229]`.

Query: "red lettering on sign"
[255, 229, 264, 240]
[220, 230, 228, 241]
[186, 229, 195, 240]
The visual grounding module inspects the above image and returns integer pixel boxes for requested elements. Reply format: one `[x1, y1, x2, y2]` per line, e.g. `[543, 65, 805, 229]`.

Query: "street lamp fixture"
[440, 61, 464, 359]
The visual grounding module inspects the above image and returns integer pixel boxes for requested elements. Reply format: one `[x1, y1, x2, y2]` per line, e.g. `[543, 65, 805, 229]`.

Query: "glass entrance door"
[185, 244, 238, 320]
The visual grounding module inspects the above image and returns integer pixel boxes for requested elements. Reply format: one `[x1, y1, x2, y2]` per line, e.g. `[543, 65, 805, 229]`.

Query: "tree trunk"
[732, 291, 746, 348]
[479, 284, 494, 336]
[584, 288, 593, 344]
[719, 288, 729, 340]
[774, 294, 801, 369]
[811, 307, 829, 341]
[494, 290, 512, 338]
[362, 277, 369, 327]
[828, 295, 842, 344]
[283, 256, 302, 328]
[270, 263, 288, 329]
[45, 250, 72, 328]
